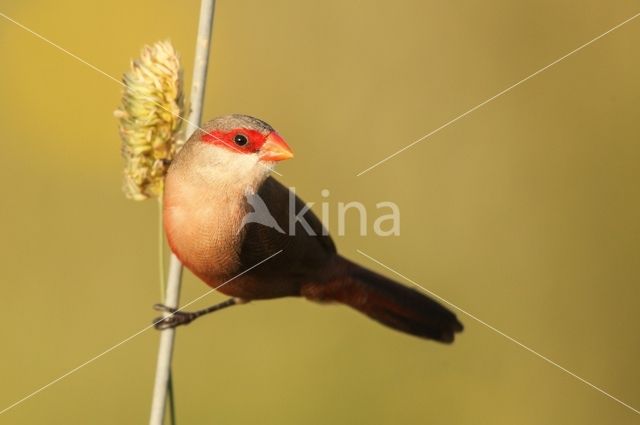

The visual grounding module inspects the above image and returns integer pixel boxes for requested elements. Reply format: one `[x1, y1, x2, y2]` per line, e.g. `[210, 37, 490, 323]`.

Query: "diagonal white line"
[0, 250, 283, 416]
[356, 11, 640, 176]
[0, 11, 284, 177]
[356, 249, 640, 415]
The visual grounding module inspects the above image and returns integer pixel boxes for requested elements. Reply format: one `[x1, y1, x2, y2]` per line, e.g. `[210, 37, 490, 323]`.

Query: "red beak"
[259, 132, 294, 162]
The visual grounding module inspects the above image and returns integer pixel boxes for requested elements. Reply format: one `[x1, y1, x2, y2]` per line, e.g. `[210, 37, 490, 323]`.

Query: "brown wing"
[238, 177, 336, 290]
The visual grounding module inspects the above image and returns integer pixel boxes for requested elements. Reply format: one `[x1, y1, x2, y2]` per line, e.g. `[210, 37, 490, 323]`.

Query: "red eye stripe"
[201, 129, 268, 153]
[200, 130, 227, 145]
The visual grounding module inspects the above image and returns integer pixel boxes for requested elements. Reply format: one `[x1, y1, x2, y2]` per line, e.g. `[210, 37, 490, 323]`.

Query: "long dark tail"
[302, 257, 463, 343]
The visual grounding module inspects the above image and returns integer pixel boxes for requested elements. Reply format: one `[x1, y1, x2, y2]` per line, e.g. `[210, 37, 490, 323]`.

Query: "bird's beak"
[259, 132, 294, 162]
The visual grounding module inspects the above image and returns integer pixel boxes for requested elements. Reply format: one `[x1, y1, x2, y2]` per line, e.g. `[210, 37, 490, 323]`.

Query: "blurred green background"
[1, 1, 639, 423]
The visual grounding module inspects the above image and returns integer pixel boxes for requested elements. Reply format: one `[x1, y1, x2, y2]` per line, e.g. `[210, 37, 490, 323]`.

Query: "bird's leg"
[152, 297, 247, 330]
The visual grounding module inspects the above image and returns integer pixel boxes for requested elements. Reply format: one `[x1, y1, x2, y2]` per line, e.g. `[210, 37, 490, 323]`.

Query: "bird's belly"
[164, 201, 245, 281]
[213, 273, 302, 299]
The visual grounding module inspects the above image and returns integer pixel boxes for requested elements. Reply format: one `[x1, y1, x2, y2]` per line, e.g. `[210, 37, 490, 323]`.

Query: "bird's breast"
[163, 179, 248, 281]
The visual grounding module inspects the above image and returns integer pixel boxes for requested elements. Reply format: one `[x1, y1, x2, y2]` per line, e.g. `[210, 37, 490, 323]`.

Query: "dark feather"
[302, 257, 463, 343]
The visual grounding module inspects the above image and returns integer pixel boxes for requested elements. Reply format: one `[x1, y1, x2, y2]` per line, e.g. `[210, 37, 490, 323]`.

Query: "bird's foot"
[152, 304, 197, 330]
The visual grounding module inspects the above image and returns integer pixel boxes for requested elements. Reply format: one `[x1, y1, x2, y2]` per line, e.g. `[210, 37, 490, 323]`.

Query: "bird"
[155, 114, 463, 343]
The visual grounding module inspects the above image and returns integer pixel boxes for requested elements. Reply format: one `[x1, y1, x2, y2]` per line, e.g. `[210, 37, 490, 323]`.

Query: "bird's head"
[199, 114, 292, 161]
[171, 114, 293, 187]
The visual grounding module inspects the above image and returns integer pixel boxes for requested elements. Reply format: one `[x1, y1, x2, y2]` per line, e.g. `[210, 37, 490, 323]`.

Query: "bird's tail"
[302, 257, 463, 343]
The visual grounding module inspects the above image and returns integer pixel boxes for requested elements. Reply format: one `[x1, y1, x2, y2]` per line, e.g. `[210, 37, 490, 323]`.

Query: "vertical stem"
[157, 198, 166, 301]
[186, 0, 217, 136]
[149, 1, 217, 424]
[156, 198, 176, 424]
[166, 372, 177, 425]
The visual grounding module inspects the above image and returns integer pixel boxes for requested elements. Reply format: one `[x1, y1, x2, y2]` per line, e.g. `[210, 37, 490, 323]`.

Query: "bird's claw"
[152, 303, 197, 330]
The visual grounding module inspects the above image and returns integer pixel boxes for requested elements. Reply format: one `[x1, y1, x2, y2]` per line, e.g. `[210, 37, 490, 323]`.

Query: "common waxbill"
[156, 114, 463, 343]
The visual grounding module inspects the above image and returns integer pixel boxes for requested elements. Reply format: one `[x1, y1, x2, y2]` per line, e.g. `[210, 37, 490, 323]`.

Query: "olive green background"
[1, 1, 638, 424]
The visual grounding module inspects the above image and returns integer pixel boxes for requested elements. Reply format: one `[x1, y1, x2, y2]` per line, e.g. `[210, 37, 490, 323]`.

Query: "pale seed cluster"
[115, 40, 185, 200]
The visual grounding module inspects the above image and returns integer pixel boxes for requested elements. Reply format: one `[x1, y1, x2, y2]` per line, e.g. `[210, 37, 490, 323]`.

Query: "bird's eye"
[234, 134, 248, 146]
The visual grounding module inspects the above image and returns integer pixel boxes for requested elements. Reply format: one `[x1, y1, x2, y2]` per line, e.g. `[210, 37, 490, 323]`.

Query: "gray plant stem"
[149, 1, 217, 424]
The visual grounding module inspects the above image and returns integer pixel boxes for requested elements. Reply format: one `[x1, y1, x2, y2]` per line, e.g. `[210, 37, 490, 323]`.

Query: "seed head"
[115, 40, 184, 200]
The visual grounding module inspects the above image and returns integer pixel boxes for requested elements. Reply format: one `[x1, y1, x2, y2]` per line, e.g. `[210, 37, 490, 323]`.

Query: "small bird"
[156, 114, 463, 343]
